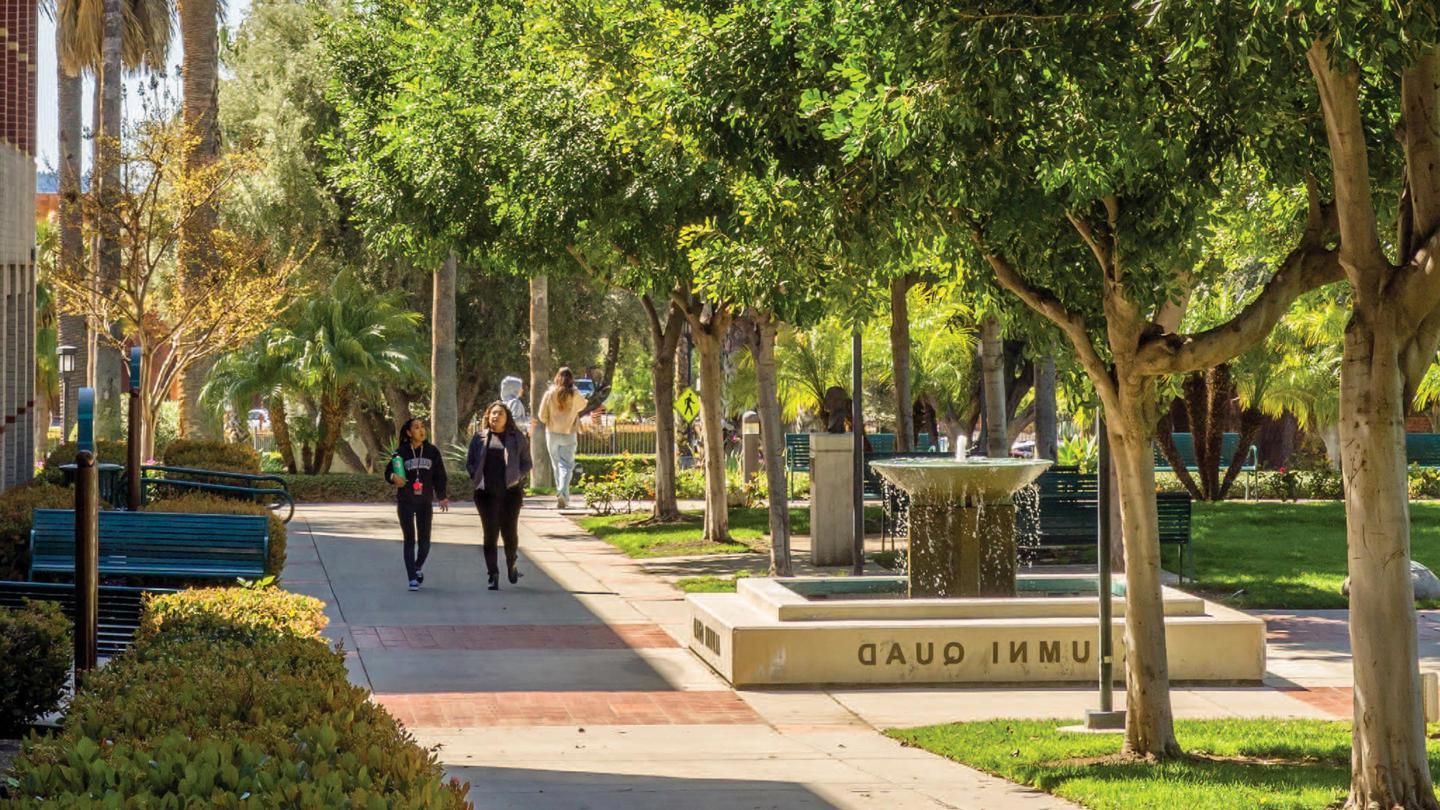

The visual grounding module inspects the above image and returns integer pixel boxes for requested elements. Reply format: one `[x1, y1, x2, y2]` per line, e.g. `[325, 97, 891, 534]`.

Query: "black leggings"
[474, 486, 523, 576]
[398, 500, 433, 580]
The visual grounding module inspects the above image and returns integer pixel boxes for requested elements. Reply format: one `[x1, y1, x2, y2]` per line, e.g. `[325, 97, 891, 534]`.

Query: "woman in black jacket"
[466, 401, 533, 590]
[386, 418, 450, 591]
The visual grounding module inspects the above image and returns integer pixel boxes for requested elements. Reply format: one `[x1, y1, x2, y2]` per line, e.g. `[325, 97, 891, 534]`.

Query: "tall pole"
[74, 389, 99, 676]
[851, 330, 864, 576]
[127, 348, 142, 509]
[1086, 417, 1124, 729]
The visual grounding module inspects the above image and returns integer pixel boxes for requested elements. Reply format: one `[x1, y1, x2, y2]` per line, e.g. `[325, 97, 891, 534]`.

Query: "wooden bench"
[1153, 432, 1258, 498]
[1408, 434, 1440, 467]
[29, 509, 269, 581]
[0, 580, 175, 656]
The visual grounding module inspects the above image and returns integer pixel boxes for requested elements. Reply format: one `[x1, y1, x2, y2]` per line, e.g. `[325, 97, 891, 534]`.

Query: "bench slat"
[29, 509, 268, 580]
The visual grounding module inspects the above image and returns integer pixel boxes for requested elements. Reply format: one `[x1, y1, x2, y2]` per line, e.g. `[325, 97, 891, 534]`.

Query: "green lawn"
[675, 571, 760, 592]
[1181, 501, 1440, 609]
[891, 719, 1440, 810]
[576, 506, 882, 559]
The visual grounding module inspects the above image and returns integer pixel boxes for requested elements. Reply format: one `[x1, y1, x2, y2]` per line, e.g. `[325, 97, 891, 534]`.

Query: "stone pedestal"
[809, 433, 855, 567]
[907, 500, 1016, 598]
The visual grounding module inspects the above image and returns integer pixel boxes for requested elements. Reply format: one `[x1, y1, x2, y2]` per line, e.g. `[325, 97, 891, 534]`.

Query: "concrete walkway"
[285, 502, 1077, 809]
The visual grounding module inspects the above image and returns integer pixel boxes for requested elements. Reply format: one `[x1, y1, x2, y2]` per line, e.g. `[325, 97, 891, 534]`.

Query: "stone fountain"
[684, 453, 1266, 687]
[869, 457, 1050, 598]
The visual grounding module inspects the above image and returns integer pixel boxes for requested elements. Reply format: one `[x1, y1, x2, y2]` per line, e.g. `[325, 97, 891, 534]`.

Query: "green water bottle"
[390, 455, 406, 484]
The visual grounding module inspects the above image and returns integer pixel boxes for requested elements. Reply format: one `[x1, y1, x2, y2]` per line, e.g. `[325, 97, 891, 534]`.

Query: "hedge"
[280, 473, 395, 503]
[0, 482, 94, 580]
[0, 600, 70, 734]
[574, 454, 654, 482]
[5, 587, 469, 807]
[161, 439, 262, 475]
[40, 441, 127, 484]
[143, 493, 287, 577]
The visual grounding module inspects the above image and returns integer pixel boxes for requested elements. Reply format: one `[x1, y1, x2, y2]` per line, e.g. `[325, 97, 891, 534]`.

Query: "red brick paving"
[1278, 686, 1351, 718]
[349, 623, 678, 651]
[374, 690, 760, 727]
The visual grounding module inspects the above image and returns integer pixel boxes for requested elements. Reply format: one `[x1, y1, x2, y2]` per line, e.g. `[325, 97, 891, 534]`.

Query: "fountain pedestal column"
[907, 499, 1017, 598]
[809, 433, 855, 566]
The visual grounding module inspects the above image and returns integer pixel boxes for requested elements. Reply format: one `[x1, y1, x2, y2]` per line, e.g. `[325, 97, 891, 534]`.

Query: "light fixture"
[57, 345, 77, 375]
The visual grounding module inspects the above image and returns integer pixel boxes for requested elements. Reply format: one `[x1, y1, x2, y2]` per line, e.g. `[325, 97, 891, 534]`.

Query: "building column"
[22, 263, 35, 480]
[1, 264, 11, 490]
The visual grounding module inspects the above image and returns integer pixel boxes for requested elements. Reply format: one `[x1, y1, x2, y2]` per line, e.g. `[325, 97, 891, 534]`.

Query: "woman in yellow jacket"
[536, 367, 587, 508]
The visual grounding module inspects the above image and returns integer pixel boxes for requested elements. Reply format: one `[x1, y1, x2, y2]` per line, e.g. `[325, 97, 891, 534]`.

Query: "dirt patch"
[1051, 752, 1341, 768]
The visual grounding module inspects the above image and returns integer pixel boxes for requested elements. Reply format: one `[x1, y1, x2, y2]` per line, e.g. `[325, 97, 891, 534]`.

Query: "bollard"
[1423, 671, 1438, 724]
[741, 411, 761, 482]
[74, 445, 99, 676]
[127, 347, 142, 510]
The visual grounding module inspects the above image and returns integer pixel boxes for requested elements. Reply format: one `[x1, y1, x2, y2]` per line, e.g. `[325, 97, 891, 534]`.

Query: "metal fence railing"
[577, 423, 657, 455]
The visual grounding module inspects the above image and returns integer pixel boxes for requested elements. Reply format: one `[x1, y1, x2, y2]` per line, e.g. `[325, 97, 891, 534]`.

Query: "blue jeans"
[547, 431, 578, 501]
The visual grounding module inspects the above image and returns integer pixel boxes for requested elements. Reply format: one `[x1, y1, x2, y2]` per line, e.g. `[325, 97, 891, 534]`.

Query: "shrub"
[0, 600, 71, 733]
[161, 439, 262, 475]
[675, 468, 756, 507]
[574, 453, 654, 484]
[7, 588, 468, 807]
[136, 585, 327, 646]
[585, 466, 656, 515]
[143, 492, 287, 576]
[281, 472, 395, 503]
[0, 482, 90, 579]
[40, 440, 128, 484]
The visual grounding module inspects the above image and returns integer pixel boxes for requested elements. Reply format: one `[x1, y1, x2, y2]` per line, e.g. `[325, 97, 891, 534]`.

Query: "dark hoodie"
[385, 441, 449, 505]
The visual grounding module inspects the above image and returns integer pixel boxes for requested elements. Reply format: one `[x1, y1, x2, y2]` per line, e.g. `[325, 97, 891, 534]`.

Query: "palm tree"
[283, 275, 426, 473]
[177, 0, 225, 438]
[52, 0, 171, 435]
[202, 331, 301, 472]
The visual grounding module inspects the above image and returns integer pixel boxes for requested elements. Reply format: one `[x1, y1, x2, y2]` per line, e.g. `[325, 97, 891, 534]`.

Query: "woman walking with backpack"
[536, 367, 588, 509]
[386, 418, 450, 592]
[467, 401, 533, 590]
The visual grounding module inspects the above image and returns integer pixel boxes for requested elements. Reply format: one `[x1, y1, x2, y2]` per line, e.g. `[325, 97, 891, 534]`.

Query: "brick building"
[1, 0, 38, 490]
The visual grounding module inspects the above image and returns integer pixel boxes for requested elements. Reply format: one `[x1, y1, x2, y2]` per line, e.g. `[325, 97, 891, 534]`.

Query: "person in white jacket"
[536, 367, 587, 508]
[500, 376, 528, 433]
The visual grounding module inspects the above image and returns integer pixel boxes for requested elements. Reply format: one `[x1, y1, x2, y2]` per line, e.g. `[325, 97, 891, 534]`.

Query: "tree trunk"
[529, 276, 554, 488]
[1108, 394, 1182, 759]
[890, 276, 915, 451]
[980, 317, 1007, 457]
[383, 384, 413, 431]
[1034, 356, 1058, 460]
[1155, 412, 1204, 500]
[601, 327, 622, 388]
[686, 305, 732, 543]
[1341, 313, 1437, 809]
[1217, 406, 1263, 500]
[752, 313, 791, 575]
[642, 294, 684, 521]
[177, 0, 221, 439]
[57, 49, 85, 441]
[268, 396, 297, 473]
[316, 390, 349, 475]
[93, 0, 125, 441]
[430, 250, 459, 450]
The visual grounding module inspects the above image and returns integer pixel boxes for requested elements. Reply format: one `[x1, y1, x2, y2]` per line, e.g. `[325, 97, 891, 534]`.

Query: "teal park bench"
[0, 580, 175, 656]
[29, 509, 269, 581]
[785, 433, 811, 497]
[137, 465, 295, 523]
[1018, 468, 1194, 581]
[1153, 432, 1259, 499]
[1407, 434, 1440, 467]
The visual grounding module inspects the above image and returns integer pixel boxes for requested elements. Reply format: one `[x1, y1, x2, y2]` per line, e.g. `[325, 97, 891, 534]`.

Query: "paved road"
[285, 502, 1078, 809]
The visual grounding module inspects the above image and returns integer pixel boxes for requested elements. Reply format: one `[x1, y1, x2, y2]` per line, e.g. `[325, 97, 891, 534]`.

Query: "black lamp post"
[57, 345, 77, 441]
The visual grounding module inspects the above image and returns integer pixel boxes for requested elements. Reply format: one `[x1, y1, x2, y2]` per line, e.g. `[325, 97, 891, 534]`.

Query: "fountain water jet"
[871, 457, 1049, 598]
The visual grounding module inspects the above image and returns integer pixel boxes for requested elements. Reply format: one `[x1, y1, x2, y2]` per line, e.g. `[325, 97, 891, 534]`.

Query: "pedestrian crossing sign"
[676, 387, 701, 423]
